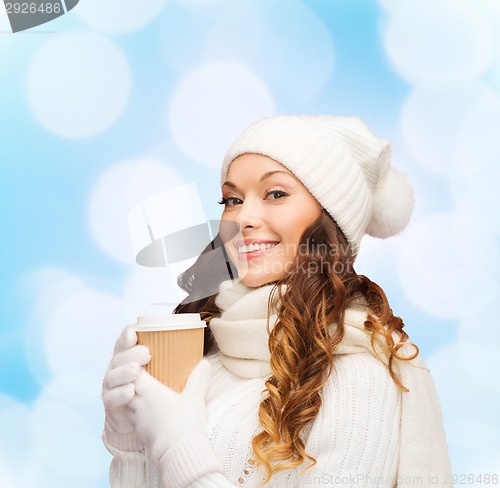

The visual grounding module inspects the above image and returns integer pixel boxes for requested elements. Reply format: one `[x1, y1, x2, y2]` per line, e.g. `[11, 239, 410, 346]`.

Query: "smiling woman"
[219, 154, 322, 288]
[102, 115, 453, 488]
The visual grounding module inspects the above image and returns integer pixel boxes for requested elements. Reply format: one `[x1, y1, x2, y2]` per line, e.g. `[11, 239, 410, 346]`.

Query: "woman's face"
[220, 153, 322, 288]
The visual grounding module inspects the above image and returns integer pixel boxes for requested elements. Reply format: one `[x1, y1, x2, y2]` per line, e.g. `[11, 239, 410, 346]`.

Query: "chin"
[238, 274, 281, 288]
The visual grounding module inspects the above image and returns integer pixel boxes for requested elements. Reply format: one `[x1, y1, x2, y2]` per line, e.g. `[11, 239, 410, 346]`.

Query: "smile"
[237, 242, 278, 254]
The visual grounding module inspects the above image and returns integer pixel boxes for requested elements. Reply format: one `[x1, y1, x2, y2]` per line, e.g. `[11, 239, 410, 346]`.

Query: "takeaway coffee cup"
[134, 314, 206, 392]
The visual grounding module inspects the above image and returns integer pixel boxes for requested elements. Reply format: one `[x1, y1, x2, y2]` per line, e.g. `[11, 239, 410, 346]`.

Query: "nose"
[234, 197, 262, 230]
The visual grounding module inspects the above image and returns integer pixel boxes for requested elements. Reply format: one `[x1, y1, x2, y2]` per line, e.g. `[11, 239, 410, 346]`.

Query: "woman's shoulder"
[306, 353, 403, 447]
[331, 351, 391, 373]
[325, 352, 401, 402]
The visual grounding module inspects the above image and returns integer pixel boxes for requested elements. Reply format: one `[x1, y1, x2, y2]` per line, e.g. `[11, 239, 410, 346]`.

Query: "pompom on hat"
[220, 115, 414, 255]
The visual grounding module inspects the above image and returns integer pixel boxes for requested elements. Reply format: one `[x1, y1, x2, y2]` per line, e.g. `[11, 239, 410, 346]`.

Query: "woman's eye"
[266, 190, 288, 200]
[218, 196, 243, 207]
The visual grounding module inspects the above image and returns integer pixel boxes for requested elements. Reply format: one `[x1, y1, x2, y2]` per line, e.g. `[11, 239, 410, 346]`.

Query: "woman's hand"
[102, 325, 151, 452]
[128, 360, 224, 488]
[128, 359, 211, 463]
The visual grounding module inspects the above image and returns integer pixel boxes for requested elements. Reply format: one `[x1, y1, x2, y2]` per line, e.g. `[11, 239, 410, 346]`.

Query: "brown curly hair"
[174, 210, 418, 481]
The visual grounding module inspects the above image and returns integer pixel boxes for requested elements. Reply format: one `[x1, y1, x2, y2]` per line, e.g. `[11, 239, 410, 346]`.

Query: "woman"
[102, 115, 453, 488]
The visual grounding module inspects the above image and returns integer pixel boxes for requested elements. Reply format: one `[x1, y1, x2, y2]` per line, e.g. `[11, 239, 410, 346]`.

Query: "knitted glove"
[128, 360, 224, 488]
[102, 325, 151, 452]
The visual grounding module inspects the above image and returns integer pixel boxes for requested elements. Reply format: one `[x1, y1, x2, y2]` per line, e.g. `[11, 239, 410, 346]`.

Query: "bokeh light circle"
[397, 213, 498, 318]
[401, 82, 493, 177]
[383, 0, 492, 83]
[427, 345, 500, 432]
[22, 268, 87, 385]
[26, 31, 131, 138]
[377, 0, 400, 12]
[255, 0, 335, 102]
[88, 159, 183, 264]
[31, 395, 107, 477]
[456, 92, 500, 201]
[0, 467, 15, 488]
[456, 288, 500, 392]
[168, 61, 275, 167]
[0, 395, 32, 472]
[450, 92, 500, 237]
[75, 0, 167, 33]
[451, 180, 500, 236]
[44, 288, 126, 379]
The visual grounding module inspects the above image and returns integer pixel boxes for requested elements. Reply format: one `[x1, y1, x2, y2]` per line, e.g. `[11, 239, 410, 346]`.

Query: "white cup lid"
[134, 313, 206, 331]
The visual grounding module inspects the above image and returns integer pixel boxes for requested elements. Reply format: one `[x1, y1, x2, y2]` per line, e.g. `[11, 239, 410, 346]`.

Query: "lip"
[234, 239, 280, 261]
[234, 239, 280, 247]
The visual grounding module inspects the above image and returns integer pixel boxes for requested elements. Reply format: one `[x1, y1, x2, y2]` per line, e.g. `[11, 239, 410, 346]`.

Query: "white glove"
[128, 360, 224, 488]
[102, 325, 151, 452]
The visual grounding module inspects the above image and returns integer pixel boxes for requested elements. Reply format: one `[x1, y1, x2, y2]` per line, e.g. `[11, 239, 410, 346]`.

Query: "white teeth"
[238, 243, 277, 253]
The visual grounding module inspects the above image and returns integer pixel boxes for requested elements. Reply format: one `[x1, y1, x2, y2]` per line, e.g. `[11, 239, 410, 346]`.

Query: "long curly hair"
[174, 210, 418, 481]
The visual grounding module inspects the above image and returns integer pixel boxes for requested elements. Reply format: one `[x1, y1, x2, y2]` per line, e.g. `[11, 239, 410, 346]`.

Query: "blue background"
[1, 0, 499, 486]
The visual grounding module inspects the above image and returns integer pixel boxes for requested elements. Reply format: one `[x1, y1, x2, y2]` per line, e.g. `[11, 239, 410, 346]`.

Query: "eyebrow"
[260, 170, 295, 182]
[222, 170, 295, 189]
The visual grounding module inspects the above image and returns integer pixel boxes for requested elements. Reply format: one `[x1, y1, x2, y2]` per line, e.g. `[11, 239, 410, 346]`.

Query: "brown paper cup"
[134, 314, 206, 392]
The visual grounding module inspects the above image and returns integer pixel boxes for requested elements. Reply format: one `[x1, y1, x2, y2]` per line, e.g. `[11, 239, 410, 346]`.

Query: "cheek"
[280, 210, 319, 254]
[219, 218, 241, 246]
[276, 231, 303, 262]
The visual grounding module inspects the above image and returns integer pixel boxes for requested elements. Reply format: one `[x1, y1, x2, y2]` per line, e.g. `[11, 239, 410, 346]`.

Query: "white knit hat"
[220, 115, 414, 254]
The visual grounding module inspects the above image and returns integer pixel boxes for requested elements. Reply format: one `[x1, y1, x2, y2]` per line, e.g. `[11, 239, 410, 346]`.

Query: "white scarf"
[209, 280, 453, 484]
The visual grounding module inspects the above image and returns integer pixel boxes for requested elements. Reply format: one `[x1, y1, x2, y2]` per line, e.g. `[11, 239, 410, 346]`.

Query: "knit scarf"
[209, 279, 453, 485]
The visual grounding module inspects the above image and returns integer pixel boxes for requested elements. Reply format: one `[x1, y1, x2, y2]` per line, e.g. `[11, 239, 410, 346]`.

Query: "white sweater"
[105, 280, 452, 488]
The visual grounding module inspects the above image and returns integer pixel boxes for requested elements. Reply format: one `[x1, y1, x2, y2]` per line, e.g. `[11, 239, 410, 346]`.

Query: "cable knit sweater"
[105, 280, 452, 488]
